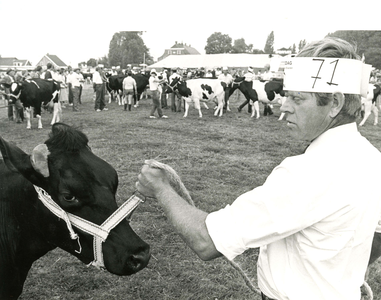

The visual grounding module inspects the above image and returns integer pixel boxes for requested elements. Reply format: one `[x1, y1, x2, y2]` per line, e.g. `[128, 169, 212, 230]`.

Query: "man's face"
[281, 91, 333, 141]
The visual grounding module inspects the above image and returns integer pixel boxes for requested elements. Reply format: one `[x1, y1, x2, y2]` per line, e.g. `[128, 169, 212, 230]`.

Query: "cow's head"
[0, 123, 150, 276]
[9, 82, 23, 104]
[264, 80, 285, 100]
[169, 78, 191, 97]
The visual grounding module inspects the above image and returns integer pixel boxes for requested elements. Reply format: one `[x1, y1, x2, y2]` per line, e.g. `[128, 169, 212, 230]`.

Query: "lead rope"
[144, 159, 261, 297]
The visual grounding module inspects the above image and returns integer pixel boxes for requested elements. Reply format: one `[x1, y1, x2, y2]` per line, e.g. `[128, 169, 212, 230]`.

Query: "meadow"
[1, 85, 380, 299]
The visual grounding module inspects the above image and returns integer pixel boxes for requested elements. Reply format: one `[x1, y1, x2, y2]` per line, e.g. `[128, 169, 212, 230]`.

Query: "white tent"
[148, 53, 281, 70]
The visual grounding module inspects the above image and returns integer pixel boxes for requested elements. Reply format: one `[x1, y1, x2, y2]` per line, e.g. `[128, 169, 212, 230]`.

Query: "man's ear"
[330, 91, 345, 118]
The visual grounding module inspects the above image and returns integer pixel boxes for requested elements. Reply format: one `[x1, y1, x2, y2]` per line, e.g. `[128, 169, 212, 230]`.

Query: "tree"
[298, 39, 307, 52]
[264, 31, 274, 55]
[205, 32, 233, 54]
[232, 38, 252, 53]
[292, 44, 297, 54]
[97, 56, 109, 68]
[252, 49, 265, 54]
[327, 30, 381, 69]
[86, 58, 97, 67]
[108, 31, 153, 68]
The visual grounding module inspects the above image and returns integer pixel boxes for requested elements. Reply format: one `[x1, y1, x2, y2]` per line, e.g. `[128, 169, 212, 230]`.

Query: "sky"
[1, 0, 380, 67]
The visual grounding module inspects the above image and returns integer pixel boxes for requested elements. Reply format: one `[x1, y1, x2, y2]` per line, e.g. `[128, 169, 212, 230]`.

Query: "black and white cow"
[359, 83, 381, 126]
[169, 78, 226, 117]
[229, 79, 285, 119]
[105, 72, 150, 106]
[10, 78, 60, 129]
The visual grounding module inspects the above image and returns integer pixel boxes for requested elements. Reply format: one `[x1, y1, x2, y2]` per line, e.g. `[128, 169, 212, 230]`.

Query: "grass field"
[1, 85, 381, 300]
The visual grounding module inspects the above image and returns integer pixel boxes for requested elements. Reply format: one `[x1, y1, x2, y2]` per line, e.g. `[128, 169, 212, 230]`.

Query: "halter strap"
[33, 185, 144, 269]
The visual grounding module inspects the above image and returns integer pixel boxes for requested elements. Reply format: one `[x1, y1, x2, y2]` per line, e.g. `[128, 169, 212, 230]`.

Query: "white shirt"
[92, 71, 103, 84]
[70, 72, 83, 87]
[218, 73, 233, 86]
[206, 123, 381, 300]
[149, 75, 161, 91]
[243, 71, 256, 82]
[122, 76, 137, 90]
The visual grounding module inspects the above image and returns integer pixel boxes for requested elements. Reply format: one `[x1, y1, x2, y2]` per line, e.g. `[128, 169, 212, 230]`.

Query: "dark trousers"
[94, 84, 106, 110]
[68, 83, 73, 104]
[150, 90, 163, 117]
[72, 87, 80, 111]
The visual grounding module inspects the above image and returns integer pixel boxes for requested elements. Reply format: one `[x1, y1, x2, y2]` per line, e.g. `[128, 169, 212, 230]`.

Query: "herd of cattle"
[1, 71, 381, 298]
[3, 70, 381, 129]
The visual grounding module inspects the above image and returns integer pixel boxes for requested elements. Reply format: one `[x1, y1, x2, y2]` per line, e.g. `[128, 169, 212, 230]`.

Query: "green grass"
[1, 85, 380, 299]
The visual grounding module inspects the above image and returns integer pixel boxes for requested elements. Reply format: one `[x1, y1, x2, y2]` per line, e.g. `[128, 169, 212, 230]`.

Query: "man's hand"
[136, 161, 171, 198]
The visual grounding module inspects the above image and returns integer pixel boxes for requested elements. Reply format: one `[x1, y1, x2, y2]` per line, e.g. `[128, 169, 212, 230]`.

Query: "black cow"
[105, 72, 150, 105]
[229, 78, 285, 118]
[0, 123, 150, 299]
[10, 78, 61, 129]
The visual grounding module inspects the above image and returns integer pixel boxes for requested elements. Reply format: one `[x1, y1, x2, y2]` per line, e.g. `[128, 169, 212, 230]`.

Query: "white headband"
[282, 57, 371, 98]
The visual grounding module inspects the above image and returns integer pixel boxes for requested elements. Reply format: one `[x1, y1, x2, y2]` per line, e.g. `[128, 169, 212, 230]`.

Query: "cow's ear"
[0, 137, 48, 185]
[30, 144, 50, 177]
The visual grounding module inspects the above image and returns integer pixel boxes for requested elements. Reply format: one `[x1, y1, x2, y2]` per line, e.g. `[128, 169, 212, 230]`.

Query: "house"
[0, 56, 33, 72]
[158, 42, 200, 61]
[35, 53, 67, 70]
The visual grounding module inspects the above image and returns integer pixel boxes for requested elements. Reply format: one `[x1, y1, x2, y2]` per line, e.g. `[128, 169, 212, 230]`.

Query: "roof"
[45, 54, 67, 67]
[170, 42, 200, 55]
[149, 54, 278, 69]
[0, 57, 31, 66]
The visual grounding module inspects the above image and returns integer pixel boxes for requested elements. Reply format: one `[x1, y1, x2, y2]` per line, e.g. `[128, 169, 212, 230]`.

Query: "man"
[67, 66, 74, 106]
[69, 68, 84, 112]
[44, 62, 53, 80]
[136, 37, 381, 300]
[92, 66, 107, 112]
[122, 71, 137, 111]
[218, 66, 233, 111]
[0, 68, 15, 121]
[169, 68, 182, 112]
[148, 69, 167, 119]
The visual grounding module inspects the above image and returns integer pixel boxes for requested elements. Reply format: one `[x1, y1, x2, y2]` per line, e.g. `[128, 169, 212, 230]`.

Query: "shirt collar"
[305, 122, 359, 154]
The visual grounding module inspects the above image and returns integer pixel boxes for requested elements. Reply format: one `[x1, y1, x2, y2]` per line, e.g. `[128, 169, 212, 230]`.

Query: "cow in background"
[229, 79, 285, 119]
[105, 72, 150, 107]
[169, 77, 226, 118]
[10, 78, 61, 129]
[359, 83, 381, 126]
[0, 123, 150, 299]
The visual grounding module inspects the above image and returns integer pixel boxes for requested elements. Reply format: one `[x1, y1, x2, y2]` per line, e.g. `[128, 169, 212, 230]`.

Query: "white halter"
[33, 185, 145, 269]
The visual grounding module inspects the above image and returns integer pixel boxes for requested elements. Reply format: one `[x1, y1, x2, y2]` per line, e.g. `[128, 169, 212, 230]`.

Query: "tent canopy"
[148, 54, 280, 71]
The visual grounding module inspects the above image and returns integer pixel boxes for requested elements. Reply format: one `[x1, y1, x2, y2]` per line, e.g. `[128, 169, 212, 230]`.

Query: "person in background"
[148, 69, 168, 119]
[57, 68, 68, 108]
[169, 68, 182, 112]
[218, 66, 233, 111]
[70, 68, 84, 112]
[136, 37, 381, 300]
[0, 68, 16, 121]
[122, 71, 137, 111]
[160, 69, 169, 109]
[92, 66, 107, 112]
[67, 66, 74, 106]
[44, 63, 53, 80]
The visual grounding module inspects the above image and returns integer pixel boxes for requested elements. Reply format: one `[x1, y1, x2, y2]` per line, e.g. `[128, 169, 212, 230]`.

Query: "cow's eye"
[63, 194, 77, 202]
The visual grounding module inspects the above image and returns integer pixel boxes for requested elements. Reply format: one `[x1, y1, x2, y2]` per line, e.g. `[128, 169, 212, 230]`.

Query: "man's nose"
[280, 97, 293, 113]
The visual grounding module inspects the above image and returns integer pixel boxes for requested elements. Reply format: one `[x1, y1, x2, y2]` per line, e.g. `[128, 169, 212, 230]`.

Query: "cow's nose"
[126, 246, 151, 274]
